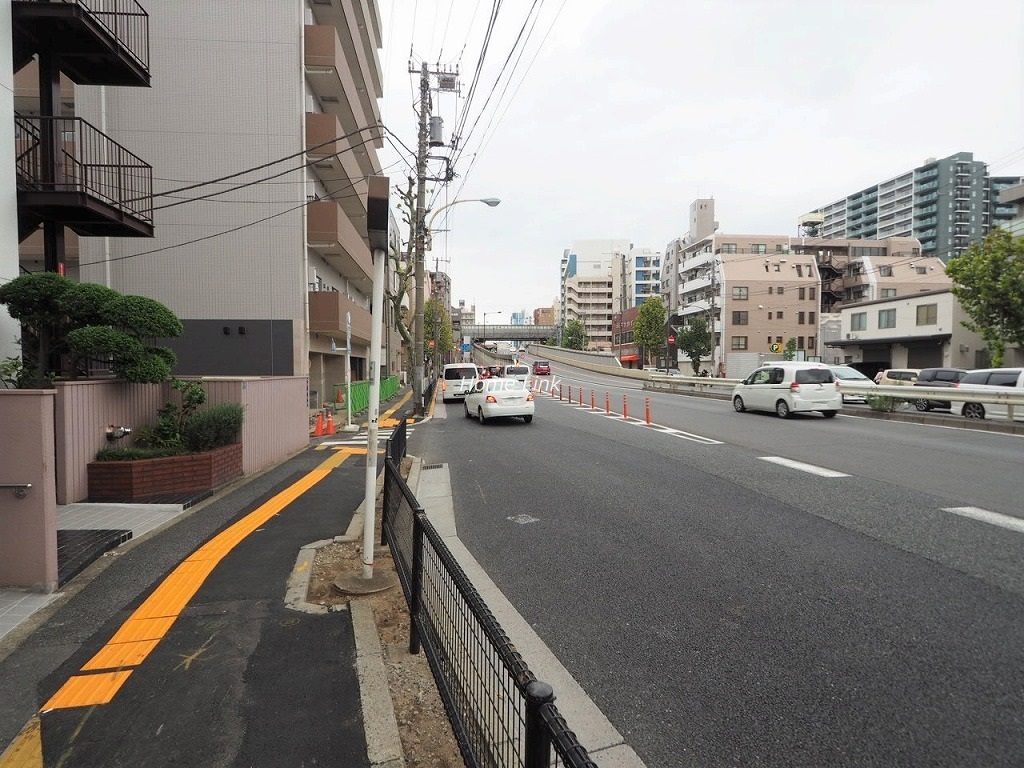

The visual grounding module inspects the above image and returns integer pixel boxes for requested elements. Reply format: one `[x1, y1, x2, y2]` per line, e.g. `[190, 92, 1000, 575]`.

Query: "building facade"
[559, 239, 630, 350]
[14, 2, 388, 407]
[800, 151, 1022, 261]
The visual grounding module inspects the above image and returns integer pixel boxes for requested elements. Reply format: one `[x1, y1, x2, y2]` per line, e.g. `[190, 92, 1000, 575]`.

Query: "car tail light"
[526, 393, 535, 401]
[442, 381, 448, 391]
[835, 381, 840, 390]
[789, 382, 800, 392]
[486, 395, 498, 403]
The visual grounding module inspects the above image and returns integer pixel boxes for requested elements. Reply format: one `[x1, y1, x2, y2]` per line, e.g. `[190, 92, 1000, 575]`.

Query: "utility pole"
[411, 62, 430, 416]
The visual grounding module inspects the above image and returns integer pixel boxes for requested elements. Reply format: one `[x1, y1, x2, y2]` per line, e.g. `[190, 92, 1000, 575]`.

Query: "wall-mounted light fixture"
[223, 326, 231, 335]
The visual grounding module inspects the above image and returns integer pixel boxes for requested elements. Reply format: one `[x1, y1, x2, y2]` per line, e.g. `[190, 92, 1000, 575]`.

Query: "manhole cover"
[507, 514, 539, 525]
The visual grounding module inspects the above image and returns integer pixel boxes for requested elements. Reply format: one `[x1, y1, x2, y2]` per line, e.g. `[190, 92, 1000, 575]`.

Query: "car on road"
[464, 378, 535, 424]
[532, 360, 551, 375]
[502, 364, 531, 382]
[732, 361, 841, 418]
[912, 367, 967, 411]
[829, 365, 876, 403]
[955, 367, 1024, 421]
[440, 363, 479, 404]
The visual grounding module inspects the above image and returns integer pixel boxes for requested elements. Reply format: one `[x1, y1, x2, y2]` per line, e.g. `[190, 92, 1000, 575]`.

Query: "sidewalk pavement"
[0, 427, 410, 767]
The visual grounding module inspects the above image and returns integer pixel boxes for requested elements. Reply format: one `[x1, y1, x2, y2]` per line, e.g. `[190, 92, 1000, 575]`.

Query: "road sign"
[668, 335, 676, 345]
[769, 342, 782, 353]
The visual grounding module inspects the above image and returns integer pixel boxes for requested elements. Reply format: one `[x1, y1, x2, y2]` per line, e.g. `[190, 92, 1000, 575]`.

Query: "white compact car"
[733, 361, 841, 418]
[464, 378, 535, 424]
[829, 365, 876, 403]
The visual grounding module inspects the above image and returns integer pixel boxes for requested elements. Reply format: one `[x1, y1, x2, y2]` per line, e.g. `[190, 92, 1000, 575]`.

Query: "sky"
[376, 0, 1024, 323]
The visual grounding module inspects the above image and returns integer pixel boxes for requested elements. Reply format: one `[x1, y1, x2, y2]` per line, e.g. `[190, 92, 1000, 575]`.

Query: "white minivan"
[732, 361, 841, 419]
[440, 363, 479, 403]
[955, 368, 1024, 421]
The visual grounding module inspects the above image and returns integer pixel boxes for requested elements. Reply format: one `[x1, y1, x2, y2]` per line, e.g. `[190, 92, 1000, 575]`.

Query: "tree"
[945, 228, 1024, 367]
[0, 272, 183, 387]
[783, 337, 798, 361]
[677, 317, 713, 374]
[562, 319, 587, 350]
[633, 296, 668, 366]
[387, 177, 416, 355]
[423, 298, 453, 367]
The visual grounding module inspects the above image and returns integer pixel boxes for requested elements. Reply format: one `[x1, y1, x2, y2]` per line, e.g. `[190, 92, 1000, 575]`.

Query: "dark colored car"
[912, 367, 967, 411]
[532, 360, 551, 375]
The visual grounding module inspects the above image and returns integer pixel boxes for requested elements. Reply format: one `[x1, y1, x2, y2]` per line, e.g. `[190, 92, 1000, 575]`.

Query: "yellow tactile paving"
[130, 573, 208, 620]
[41, 671, 133, 711]
[82, 639, 161, 671]
[0, 716, 41, 768]
[108, 616, 177, 644]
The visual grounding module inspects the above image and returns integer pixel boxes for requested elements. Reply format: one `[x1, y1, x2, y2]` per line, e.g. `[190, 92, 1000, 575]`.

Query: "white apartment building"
[16, 1, 390, 408]
[559, 239, 630, 350]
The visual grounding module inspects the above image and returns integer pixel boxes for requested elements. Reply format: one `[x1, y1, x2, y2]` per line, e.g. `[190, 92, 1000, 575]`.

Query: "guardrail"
[645, 376, 1024, 421]
[383, 417, 598, 768]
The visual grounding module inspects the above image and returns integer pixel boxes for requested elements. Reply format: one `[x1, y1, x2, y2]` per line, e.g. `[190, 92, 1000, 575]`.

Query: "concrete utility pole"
[411, 62, 430, 417]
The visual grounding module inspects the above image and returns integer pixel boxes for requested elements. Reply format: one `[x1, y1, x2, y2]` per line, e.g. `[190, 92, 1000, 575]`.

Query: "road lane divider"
[758, 457, 850, 477]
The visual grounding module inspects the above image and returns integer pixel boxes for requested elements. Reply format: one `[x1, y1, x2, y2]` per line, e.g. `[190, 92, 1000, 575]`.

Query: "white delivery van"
[441, 363, 479, 403]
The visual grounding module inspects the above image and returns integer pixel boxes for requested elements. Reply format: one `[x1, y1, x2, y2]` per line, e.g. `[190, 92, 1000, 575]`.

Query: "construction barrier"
[332, 375, 400, 416]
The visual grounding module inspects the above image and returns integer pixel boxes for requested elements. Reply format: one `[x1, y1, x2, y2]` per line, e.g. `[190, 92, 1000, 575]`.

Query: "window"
[721, 243, 737, 253]
[775, 336, 783, 344]
[768, 286, 773, 295]
[774, 263, 781, 272]
[732, 311, 749, 325]
[851, 312, 867, 331]
[916, 304, 937, 325]
[808, 335, 815, 349]
[797, 336, 805, 350]
[809, 311, 816, 324]
[916, 266, 927, 275]
[731, 336, 748, 350]
[776, 310, 784, 319]
[809, 287, 816, 300]
[880, 265, 893, 277]
[767, 312, 773, 320]
[878, 308, 896, 328]
[882, 288, 897, 298]
[798, 287, 806, 299]
[777, 286, 785, 295]
[796, 265, 803, 277]
[732, 286, 748, 300]
[798, 311, 805, 325]
[752, 244, 767, 254]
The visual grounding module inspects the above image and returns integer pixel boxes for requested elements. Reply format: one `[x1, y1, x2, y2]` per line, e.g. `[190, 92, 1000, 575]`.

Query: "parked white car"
[464, 378, 535, 424]
[955, 368, 1024, 421]
[732, 361, 841, 418]
[829, 365, 876, 403]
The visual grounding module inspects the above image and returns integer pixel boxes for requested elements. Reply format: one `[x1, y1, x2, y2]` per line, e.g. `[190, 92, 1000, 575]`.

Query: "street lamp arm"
[426, 197, 501, 229]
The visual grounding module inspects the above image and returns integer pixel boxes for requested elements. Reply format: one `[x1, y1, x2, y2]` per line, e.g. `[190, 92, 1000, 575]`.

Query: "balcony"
[12, 0, 150, 86]
[304, 25, 382, 177]
[305, 112, 367, 221]
[15, 114, 153, 240]
[308, 288, 373, 344]
[306, 199, 374, 291]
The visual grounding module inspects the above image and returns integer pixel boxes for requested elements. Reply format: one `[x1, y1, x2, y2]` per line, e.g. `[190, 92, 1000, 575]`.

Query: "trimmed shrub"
[182, 403, 245, 452]
[95, 445, 187, 461]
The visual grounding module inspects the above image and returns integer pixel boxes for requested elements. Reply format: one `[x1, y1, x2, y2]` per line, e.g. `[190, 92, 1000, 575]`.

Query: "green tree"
[424, 298, 454, 366]
[677, 316, 713, 374]
[945, 228, 1024, 367]
[784, 337, 798, 361]
[633, 296, 668, 366]
[562, 319, 587, 350]
[0, 272, 183, 386]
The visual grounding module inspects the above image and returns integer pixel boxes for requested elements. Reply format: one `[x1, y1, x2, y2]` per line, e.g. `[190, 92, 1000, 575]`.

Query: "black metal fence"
[384, 418, 598, 768]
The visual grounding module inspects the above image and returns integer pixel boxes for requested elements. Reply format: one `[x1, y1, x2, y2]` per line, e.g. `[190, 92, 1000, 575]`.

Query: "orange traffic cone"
[326, 410, 336, 435]
[313, 411, 325, 436]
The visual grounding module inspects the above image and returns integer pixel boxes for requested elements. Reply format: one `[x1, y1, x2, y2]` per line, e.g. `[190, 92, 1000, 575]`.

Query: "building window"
[732, 311, 749, 325]
[721, 243, 737, 253]
[795, 265, 803, 277]
[878, 308, 896, 329]
[809, 286, 816, 300]
[882, 288, 897, 298]
[798, 287, 806, 299]
[768, 286, 773, 295]
[916, 303, 938, 325]
[777, 310, 784, 319]
[851, 312, 867, 331]
[775, 336, 782, 344]
[731, 336, 748, 350]
[752, 244, 767, 254]
[797, 336, 805, 350]
[768, 312, 773, 320]
[880, 265, 893, 277]
[733, 286, 748, 300]
[809, 311, 816, 324]
[808, 335, 815, 349]
[777, 286, 785, 295]
[798, 311, 805, 325]
[916, 266, 927, 274]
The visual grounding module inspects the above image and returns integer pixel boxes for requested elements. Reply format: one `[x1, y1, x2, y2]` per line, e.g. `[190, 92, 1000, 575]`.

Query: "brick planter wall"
[87, 444, 243, 502]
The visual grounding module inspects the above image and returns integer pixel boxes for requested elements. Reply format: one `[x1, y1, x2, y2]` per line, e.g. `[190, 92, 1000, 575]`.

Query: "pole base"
[332, 569, 399, 596]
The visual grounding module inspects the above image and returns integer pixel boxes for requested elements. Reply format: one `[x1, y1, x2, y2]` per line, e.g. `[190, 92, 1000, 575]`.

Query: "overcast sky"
[377, 0, 1024, 323]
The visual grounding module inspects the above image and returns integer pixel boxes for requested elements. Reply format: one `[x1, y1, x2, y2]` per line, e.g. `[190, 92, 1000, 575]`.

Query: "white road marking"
[943, 506, 1024, 535]
[759, 456, 850, 477]
[577, 405, 722, 443]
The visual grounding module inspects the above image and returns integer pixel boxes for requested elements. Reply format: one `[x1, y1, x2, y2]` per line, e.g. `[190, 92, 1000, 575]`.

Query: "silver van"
[955, 368, 1024, 421]
[441, 363, 479, 403]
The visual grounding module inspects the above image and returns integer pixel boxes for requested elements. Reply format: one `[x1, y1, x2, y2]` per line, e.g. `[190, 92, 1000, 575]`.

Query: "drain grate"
[422, 463, 443, 470]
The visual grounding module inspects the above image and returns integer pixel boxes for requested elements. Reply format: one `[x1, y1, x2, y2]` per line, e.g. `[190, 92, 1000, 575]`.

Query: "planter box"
[87, 444, 243, 502]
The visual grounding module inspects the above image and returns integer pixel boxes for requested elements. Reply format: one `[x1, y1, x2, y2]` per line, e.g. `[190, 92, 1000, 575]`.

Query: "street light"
[482, 311, 502, 345]
[413, 197, 501, 416]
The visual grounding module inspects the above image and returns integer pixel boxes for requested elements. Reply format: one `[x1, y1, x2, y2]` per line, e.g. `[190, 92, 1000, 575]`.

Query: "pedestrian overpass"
[458, 324, 556, 342]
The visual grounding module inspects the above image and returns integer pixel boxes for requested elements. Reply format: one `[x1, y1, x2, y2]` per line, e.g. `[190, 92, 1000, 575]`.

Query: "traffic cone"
[314, 411, 325, 436]
[326, 409, 336, 435]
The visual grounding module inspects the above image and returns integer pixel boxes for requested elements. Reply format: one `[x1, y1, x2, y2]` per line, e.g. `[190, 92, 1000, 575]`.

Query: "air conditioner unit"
[846, 333, 859, 340]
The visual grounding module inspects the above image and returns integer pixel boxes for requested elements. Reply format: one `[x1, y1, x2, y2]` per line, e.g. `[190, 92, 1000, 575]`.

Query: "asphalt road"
[410, 357, 1024, 767]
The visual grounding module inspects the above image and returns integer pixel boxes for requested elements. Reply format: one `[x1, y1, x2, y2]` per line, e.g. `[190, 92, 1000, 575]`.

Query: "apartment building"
[663, 198, 717, 317]
[999, 183, 1024, 237]
[675, 233, 947, 377]
[12, 1, 391, 407]
[800, 151, 1022, 261]
[559, 239, 630, 350]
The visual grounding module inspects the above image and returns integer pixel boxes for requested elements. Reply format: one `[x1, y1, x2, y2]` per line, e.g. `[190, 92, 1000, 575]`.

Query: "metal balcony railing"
[15, 113, 153, 224]
[27, 0, 151, 71]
